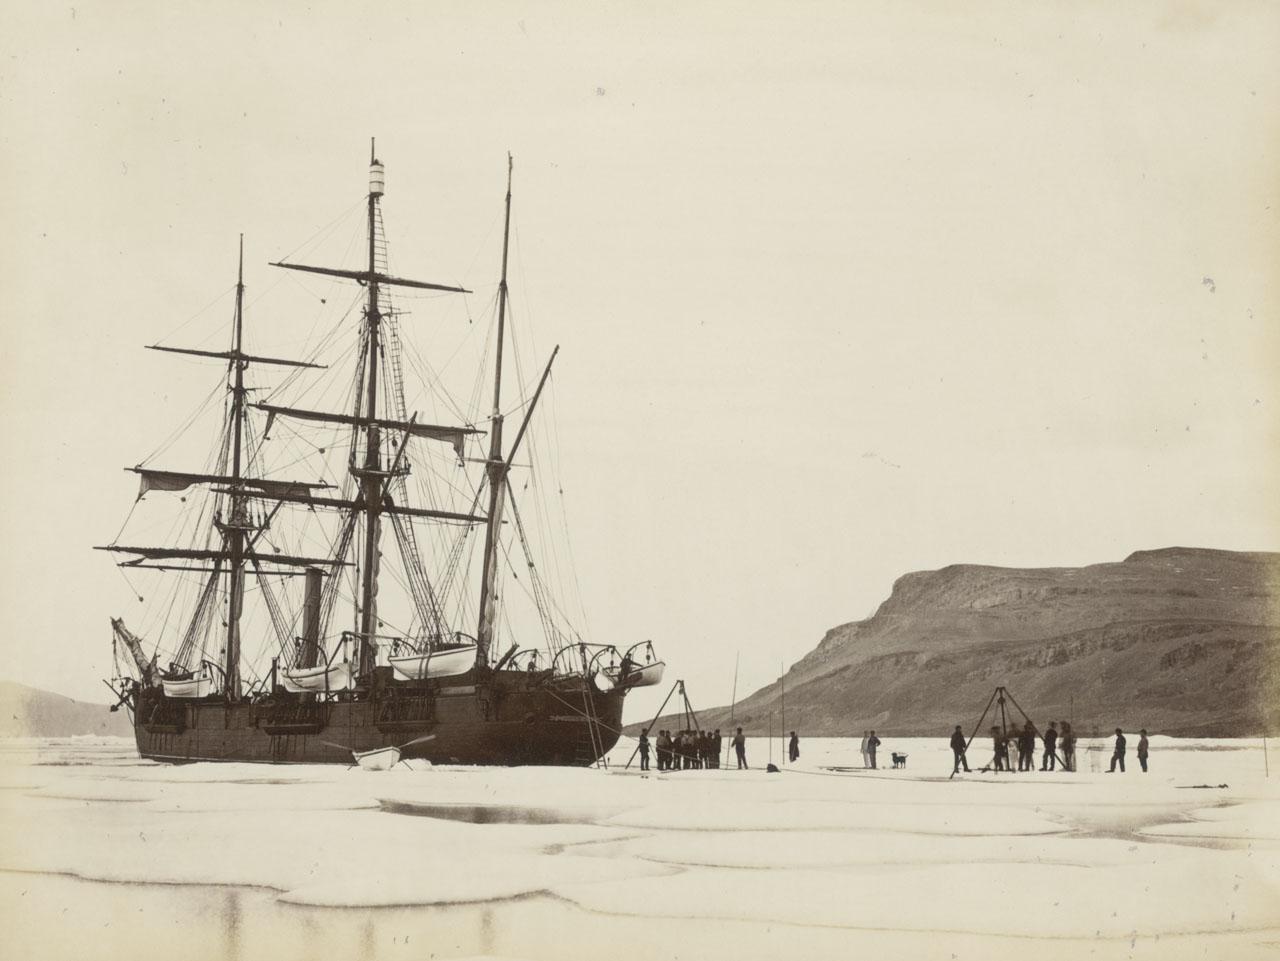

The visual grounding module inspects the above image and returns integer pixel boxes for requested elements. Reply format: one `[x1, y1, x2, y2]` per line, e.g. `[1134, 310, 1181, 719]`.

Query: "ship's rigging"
[103, 144, 608, 701]
[101, 144, 668, 767]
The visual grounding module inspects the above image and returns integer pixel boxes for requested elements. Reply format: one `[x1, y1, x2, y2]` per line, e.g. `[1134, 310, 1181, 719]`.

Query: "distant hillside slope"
[639, 548, 1279, 738]
[0, 681, 132, 738]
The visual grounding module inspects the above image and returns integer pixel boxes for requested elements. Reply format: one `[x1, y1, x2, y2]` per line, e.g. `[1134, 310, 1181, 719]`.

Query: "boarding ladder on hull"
[575, 678, 609, 769]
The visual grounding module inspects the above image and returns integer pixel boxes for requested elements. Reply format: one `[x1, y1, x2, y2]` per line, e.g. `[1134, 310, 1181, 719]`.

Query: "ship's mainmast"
[357, 143, 386, 676]
[260, 143, 477, 680]
[476, 155, 514, 666]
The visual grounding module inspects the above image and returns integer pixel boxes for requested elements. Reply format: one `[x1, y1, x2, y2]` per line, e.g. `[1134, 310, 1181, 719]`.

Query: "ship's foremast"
[98, 240, 328, 697]
[223, 235, 249, 698]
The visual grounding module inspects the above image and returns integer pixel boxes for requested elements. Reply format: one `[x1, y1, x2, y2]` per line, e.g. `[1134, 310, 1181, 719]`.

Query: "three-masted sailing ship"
[101, 144, 663, 765]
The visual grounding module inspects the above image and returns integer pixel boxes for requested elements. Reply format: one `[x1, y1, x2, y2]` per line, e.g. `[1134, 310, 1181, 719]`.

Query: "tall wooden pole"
[724, 651, 739, 768]
[780, 664, 786, 764]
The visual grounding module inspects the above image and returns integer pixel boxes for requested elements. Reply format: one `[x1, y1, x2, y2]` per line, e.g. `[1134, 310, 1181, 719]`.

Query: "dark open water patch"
[378, 799, 617, 824]
[1048, 799, 1256, 850]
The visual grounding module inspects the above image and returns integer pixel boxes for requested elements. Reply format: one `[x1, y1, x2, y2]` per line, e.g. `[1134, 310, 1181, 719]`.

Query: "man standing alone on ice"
[860, 731, 870, 768]
[1137, 729, 1150, 772]
[867, 731, 881, 769]
[789, 731, 800, 763]
[1041, 722, 1058, 771]
[1108, 728, 1127, 772]
[950, 725, 970, 773]
[733, 727, 748, 769]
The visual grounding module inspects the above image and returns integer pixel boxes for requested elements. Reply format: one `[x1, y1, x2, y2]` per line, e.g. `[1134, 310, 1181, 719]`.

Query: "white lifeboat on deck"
[389, 640, 478, 681]
[604, 660, 665, 688]
[162, 671, 214, 698]
[281, 660, 354, 694]
[602, 641, 665, 689]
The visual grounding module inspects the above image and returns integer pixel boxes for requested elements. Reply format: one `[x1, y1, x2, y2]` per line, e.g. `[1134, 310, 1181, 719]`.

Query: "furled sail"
[255, 403, 480, 460]
[98, 545, 349, 568]
[130, 468, 333, 500]
[146, 345, 326, 369]
[269, 260, 471, 294]
[212, 487, 487, 524]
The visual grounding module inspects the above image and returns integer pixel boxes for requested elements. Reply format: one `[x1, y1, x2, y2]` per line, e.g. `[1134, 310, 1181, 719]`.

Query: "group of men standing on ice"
[949, 723, 1151, 774]
[639, 728, 723, 770]
[637, 727, 796, 771]
[638, 720, 1152, 776]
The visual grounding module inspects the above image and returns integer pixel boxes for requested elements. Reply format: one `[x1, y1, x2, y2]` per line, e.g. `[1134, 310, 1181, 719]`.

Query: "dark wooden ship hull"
[129, 666, 625, 766]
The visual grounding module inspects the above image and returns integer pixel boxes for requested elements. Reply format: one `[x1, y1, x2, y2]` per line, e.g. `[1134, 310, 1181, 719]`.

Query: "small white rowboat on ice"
[352, 746, 401, 771]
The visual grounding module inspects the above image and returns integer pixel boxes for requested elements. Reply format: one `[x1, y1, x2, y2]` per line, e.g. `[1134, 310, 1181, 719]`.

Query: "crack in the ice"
[631, 853, 1098, 872]
[541, 889, 1280, 943]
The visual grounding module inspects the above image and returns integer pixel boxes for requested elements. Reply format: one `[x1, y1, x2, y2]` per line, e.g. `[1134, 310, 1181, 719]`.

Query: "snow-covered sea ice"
[0, 735, 1276, 961]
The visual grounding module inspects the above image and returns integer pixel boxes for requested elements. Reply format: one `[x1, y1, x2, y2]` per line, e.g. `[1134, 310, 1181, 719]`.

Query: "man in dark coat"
[1041, 722, 1058, 771]
[1108, 728, 1127, 773]
[867, 730, 881, 769]
[1137, 729, 1150, 772]
[1060, 721, 1075, 772]
[638, 728, 650, 771]
[788, 731, 800, 763]
[950, 725, 970, 773]
[711, 729, 722, 768]
[733, 727, 748, 769]
[991, 726, 1008, 771]
[1019, 724, 1037, 771]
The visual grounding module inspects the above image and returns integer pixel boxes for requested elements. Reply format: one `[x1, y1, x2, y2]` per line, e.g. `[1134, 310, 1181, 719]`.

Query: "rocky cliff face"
[649, 548, 1279, 738]
[0, 681, 132, 738]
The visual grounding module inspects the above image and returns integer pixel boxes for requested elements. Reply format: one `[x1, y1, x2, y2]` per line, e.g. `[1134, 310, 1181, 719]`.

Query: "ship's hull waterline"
[130, 667, 625, 766]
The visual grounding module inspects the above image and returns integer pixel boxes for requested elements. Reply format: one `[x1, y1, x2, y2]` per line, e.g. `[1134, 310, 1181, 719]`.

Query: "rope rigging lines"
[108, 168, 608, 694]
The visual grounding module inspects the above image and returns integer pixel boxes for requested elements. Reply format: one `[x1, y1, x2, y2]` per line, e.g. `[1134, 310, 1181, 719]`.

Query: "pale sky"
[1, 2, 1277, 719]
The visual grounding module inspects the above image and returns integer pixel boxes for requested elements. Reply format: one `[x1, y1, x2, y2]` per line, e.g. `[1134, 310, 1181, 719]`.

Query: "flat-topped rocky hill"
[642, 548, 1279, 738]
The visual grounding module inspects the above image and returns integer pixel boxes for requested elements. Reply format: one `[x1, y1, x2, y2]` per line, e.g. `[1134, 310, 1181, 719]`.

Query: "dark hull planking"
[129, 667, 625, 766]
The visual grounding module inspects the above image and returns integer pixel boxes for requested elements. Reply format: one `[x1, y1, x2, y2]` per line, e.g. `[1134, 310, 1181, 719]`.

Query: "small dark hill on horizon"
[635, 547, 1279, 739]
[0, 681, 132, 738]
